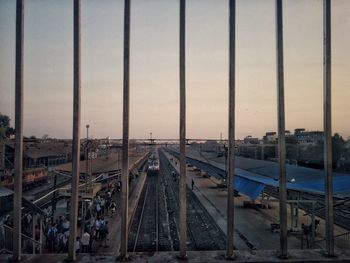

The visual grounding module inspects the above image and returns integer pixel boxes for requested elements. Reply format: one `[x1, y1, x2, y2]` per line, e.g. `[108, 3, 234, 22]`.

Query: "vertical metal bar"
[290, 203, 294, 229]
[12, 0, 24, 261]
[275, 0, 288, 258]
[226, 0, 236, 260]
[32, 214, 35, 254]
[120, 0, 131, 259]
[323, 0, 334, 257]
[89, 147, 92, 194]
[82, 125, 89, 236]
[52, 170, 57, 219]
[67, 0, 81, 260]
[0, 141, 5, 169]
[39, 217, 43, 254]
[295, 203, 299, 228]
[311, 202, 315, 248]
[179, 0, 187, 259]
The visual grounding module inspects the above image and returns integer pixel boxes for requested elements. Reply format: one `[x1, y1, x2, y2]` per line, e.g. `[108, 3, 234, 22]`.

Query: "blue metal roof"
[234, 176, 265, 200]
[244, 162, 350, 198]
[168, 149, 267, 200]
[166, 148, 350, 199]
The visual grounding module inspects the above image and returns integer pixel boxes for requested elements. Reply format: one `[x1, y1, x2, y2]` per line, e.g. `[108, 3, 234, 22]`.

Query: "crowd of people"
[0, 178, 125, 254]
[42, 184, 119, 254]
[45, 216, 71, 253]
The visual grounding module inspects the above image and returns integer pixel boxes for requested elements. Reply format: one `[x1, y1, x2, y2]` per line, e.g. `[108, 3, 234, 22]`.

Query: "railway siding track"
[128, 150, 226, 252]
[159, 150, 227, 251]
[157, 174, 173, 251]
[128, 174, 172, 252]
[134, 179, 156, 251]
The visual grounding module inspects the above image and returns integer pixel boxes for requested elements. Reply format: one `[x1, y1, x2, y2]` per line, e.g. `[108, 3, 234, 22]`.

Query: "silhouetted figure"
[81, 230, 90, 253]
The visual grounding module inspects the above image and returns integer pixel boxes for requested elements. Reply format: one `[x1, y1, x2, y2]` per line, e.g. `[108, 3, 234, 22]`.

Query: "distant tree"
[0, 114, 10, 127]
[307, 142, 323, 161]
[42, 134, 49, 140]
[332, 133, 346, 163]
[343, 139, 350, 169]
[5, 127, 15, 137]
[333, 133, 345, 144]
[0, 127, 5, 139]
[0, 113, 14, 139]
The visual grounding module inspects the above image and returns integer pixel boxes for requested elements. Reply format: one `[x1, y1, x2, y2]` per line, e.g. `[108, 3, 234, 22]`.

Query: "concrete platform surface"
[2, 249, 350, 263]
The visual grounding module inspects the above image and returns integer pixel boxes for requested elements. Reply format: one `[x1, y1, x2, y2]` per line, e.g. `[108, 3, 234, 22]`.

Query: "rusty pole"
[275, 0, 288, 258]
[179, 0, 187, 259]
[12, 0, 24, 261]
[226, 0, 236, 259]
[323, 0, 334, 257]
[67, 0, 81, 260]
[120, 0, 131, 259]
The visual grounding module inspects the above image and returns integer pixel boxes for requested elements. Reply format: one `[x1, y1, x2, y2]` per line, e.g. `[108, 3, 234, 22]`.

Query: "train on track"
[0, 167, 48, 190]
[147, 152, 160, 176]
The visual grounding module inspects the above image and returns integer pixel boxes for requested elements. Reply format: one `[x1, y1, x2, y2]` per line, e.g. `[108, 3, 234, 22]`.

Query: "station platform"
[163, 151, 290, 250]
[163, 150, 336, 251]
[164, 149, 350, 250]
[96, 170, 147, 253]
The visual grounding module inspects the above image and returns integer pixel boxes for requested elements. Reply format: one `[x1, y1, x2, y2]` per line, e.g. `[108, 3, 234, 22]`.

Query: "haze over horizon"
[1, 0, 349, 140]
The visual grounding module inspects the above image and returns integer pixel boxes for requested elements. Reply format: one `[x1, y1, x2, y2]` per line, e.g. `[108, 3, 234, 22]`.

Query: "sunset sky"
[0, 0, 349, 140]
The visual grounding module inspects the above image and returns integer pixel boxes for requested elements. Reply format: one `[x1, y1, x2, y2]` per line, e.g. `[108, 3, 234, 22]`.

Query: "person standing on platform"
[62, 217, 70, 235]
[57, 232, 66, 253]
[96, 202, 101, 217]
[99, 221, 109, 248]
[95, 217, 101, 239]
[100, 198, 105, 215]
[47, 223, 57, 252]
[81, 229, 90, 253]
[75, 236, 81, 253]
[110, 201, 116, 216]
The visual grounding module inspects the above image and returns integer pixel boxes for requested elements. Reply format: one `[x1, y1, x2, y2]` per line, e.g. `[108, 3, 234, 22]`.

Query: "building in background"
[294, 129, 324, 144]
[2, 140, 72, 170]
[263, 132, 277, 144]
[243, 135, 259, 144]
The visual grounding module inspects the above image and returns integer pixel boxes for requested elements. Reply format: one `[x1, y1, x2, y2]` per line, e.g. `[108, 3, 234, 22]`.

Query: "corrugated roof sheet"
[234, 176, 265, 200]
[167, 148, 350, 199]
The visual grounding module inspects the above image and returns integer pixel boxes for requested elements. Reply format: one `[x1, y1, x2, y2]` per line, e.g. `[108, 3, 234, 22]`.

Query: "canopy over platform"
[0, 186, 47, 217]
[167, 149, 350, 200]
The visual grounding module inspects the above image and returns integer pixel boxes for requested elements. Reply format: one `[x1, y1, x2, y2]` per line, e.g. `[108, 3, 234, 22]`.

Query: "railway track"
[132, 175, 158, 251]
[160, 150, 227, 251]
[128, 150, 226, 252]
[128, 173, 172, 252]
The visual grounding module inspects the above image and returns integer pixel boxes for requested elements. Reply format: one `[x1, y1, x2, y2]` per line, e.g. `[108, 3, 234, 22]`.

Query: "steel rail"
[133, 179, 150, 252]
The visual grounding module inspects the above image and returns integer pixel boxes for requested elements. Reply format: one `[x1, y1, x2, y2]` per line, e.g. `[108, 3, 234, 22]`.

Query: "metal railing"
[335, 231, 350, 250]
[0, 224, 42, 254]
[315, 231, 350, 250]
